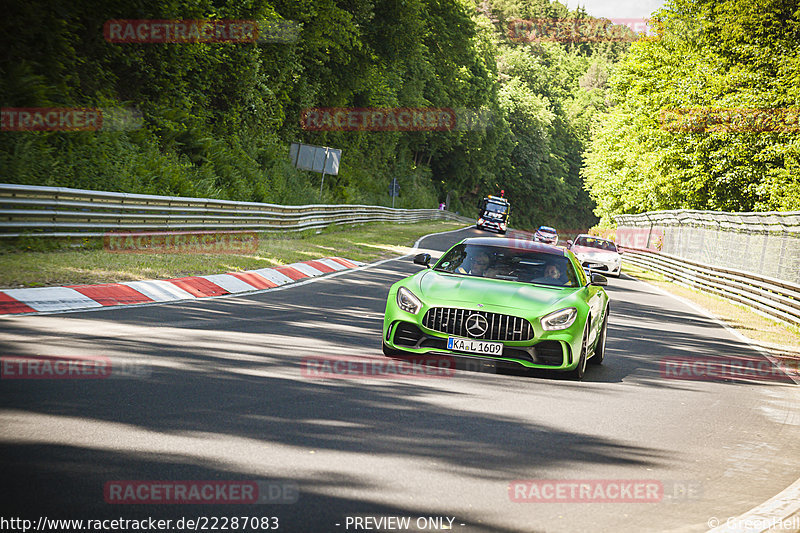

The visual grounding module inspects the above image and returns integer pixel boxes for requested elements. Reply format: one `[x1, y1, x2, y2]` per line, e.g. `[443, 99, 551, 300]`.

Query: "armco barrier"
[0, 183, 472, 238]
[620, 247, 800, 328]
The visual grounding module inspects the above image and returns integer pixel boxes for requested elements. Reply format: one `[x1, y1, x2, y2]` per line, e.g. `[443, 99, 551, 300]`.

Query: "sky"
[563, 0, 667, 19]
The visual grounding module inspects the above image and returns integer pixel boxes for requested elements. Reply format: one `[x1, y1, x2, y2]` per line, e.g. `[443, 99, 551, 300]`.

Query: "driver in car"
[456, 250, 492, 276]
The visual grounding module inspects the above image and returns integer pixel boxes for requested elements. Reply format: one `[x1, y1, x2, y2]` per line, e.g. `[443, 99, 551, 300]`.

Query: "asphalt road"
[1, 226, 799, 533]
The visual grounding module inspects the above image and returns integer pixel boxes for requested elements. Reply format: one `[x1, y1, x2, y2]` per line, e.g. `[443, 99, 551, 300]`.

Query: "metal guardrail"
[0, 183, 473, 237]
[614, 209, 800, 285]
[621, 247, 800, 328]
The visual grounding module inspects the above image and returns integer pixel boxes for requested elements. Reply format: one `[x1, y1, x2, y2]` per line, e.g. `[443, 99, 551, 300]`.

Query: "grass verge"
[622, 262, 800, 355]
[0, 221, 467, 289]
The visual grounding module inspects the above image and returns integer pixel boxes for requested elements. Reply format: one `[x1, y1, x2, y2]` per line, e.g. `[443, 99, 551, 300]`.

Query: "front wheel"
[567, 322, 589, 380]
[589, 308, 609, 365]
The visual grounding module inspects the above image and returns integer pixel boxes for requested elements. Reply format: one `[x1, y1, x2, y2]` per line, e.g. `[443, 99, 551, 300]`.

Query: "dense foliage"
[1, 0, 635, 229]
[582, 0, 800, 225]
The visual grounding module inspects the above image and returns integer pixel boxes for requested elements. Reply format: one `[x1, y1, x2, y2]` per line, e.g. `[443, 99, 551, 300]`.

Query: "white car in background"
[533, 225, 558, 245]
[567, 235, 622, 277]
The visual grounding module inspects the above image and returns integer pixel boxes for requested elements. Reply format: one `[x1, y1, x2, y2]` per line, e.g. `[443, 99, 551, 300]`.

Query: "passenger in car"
[533, 262, 568, 286]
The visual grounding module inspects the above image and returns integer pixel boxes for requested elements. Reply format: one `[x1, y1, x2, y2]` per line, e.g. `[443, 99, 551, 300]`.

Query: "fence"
[615, 210, 800, 285]
[614, 210, 800, 328]
[0, 183, 472, 238]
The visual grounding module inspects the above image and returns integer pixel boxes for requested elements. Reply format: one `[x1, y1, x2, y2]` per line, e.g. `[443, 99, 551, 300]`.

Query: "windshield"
[574, 237, 618, 252]
[434, 244, 579, 287]
[484, 202, 508, 214]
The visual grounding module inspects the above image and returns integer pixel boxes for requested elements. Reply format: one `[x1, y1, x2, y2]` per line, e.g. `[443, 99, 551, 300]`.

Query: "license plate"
[447, 337, 503, 356]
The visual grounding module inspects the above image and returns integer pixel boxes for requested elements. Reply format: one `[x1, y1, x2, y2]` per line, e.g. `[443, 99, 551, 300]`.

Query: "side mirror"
[566, 240, 573, 248]
[413, 253, 431, 267]
[590, 273, 608, 286]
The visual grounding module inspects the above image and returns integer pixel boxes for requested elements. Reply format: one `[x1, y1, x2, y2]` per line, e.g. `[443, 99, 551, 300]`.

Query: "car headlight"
[478, 218, 484, 224]
[397, 287, 422, 314]
[541, 308, 578, 331]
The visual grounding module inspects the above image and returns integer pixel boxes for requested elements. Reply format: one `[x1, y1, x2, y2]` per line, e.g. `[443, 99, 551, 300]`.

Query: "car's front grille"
[583, 261, 609, 271]
[422, 307, 534, 341]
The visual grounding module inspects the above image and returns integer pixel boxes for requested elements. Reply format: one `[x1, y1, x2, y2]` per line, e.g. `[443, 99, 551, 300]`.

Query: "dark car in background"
[476, 195, 510, 234]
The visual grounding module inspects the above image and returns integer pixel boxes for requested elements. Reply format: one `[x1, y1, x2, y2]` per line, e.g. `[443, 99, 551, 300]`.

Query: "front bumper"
[577, 256, 621, 275]
[383, 318, 583, 372]
[477, 220, 507, 233]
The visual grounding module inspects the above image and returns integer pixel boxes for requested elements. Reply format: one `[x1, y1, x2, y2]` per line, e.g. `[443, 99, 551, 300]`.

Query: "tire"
[567, 321, 589, 380]
[589, 308, 609, 365]
[382, 342, 406, 357]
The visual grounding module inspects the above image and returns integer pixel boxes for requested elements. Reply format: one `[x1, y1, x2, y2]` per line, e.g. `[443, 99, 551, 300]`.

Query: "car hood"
[572, 245, 617, 256]
[415, 270, 577, 312]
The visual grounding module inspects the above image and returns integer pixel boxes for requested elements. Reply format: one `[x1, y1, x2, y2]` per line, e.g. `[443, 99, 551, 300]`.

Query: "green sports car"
[382, 237, 610, 379]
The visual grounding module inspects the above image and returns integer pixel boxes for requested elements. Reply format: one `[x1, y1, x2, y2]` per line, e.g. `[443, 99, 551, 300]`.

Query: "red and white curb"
[0, 257, 362, 316]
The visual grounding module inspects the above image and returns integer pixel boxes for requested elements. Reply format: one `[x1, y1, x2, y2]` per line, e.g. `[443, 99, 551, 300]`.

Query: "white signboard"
[290, 143, 340, 175]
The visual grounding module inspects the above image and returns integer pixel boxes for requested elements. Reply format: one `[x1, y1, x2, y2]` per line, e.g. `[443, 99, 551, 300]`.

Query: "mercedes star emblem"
[465, 313, 489, 337]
